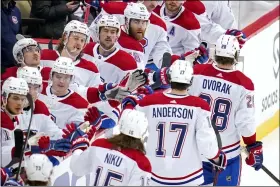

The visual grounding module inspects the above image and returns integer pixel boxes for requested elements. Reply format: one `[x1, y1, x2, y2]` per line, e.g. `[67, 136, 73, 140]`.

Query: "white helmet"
[95, 14, 121, 42]
[25, 154, 53, 182]
[119, 109, 149, 142]
[215, 34, 240, 59]
[17, 67, 43, 85]
[64, 20, 90, 44]
[2, 77, 29, 97]
[51, 57, 75, 75]
[169, 60, 193, 84]
[124, 2, 150, 31]
[13, 38, 39, 64]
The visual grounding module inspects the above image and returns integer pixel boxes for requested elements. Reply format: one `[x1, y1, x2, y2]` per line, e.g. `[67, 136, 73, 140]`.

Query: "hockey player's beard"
[129, 27, 146, 41]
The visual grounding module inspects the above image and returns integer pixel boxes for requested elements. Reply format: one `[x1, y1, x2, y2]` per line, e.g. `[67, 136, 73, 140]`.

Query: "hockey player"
[1, 37, 51, 84]
[1, 77, 29, 167]
[83, 14, 138, 84]
[24, 154, 54, 186]
[16, 66, 63, 140]
[90, 2, 150, 69]
[40, 20, 102, 88]
[188, 34, 263, 185]
[153, 1, 201, 56]
[68, 110, 151, 186]
[122, 59, 227, 186]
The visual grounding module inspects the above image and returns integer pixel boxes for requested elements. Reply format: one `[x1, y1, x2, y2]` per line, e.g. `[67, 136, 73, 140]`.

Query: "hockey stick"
[4, 129, 24, 168]
[241, 146, 280, 185]
[151, 52, 172, 90]
[15, 93, 34, 181]
[210, 118, 222, 186]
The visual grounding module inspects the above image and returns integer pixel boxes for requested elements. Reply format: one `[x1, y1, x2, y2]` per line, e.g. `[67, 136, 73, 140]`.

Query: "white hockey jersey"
[154, 4, 201, 56]
[38, 85, 89, 129]
[17, 99, 63, 140]
[90, 1, 172, 69]
[202, 1, 236, 30]
[82, 42, 137, 83]
[40, 49, 101, 88]
[183, 1, 227, 44]
[70, 138, 152, 186]
[135, 92, 219, 186]
[188, 64, 256, 159]
[1, 110, 18, 167]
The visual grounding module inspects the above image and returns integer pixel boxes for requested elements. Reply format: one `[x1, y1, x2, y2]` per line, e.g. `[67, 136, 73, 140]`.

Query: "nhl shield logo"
[12, 16, 18, 24]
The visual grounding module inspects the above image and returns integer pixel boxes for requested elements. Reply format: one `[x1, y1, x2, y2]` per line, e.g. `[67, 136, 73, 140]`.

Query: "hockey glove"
[62, 123, 89, 152]
[209, 151, 227, 173]
[98, 83, 131, 102]
[145, 67, 170, 89]
[30, 136, 71, 157]
[136, 85, 154, 96]
[3, 179, 23, 186]
[180, 50, 200, 64]
[84, 106, 102, 129]
[245, 141, 263, 171]
[122, 94, 144, 109]
[124, 69, 147, 92]
[225, 29, 247, 48]
[1, 168, 13, 186]
[194, 42, 209, 64]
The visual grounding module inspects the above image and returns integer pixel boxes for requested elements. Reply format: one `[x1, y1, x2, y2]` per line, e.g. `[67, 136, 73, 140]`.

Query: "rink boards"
[39, 6, 279, 186]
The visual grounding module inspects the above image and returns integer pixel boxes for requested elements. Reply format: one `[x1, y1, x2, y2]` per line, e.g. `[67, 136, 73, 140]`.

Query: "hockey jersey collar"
[163, 91, 189, 98]
[212, 63, 237, 73]
[47, 85, 73, 100]
[160, 3, 185, 21]
[94, 43, 119, 61]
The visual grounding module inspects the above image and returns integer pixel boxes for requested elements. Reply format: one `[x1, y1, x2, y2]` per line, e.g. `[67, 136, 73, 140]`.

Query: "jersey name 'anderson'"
[152, 107, 193, 119]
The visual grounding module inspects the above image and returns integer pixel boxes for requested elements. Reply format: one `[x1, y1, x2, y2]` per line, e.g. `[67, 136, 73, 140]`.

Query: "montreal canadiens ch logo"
[12, 16, 18, 24]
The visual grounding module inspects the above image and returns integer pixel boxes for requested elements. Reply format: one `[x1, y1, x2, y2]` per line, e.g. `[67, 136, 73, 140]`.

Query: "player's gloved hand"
[122, 94, 144, 109]
[180, 50, 200, 64]
[145, 67, 170, 90]
[136, 85, 154, 96]
[1, 168, 13, 186]
[245, 141, 263, 171]
[209, 151, 227, 173]
[123, 69, 147, 92]
[62, 123, 89, 152]
[86, 126, 97, 142]
[225, 29, 247, 48]
[98, 83, 131, 102]
[194, 42, 209, 64]
[3, 179, 23, 186]
[31, 136, 71, 157]
[84, 106, 102, 129]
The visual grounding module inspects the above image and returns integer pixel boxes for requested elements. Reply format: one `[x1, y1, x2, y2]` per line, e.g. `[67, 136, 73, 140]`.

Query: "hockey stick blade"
[242, 146, 280, 185]
[151, 52, 171, 90]
[15, 93, 34, 181]
[5, 129, 24, 168]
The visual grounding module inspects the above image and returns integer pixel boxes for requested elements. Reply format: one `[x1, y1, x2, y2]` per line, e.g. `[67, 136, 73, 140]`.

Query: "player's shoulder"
[83, 42, 97, 56]
[102, 1, 126, 14]
[1, 110, 15, 130]
[150, 12, 167, 31]
[92, 138, 151, 173]
[76, 58, 99, 73]
[194, 64, 254, 91]
[183, 0, 206, 15]
[174, 8, 200, 30]
[182, 95, 211, 111]
[1, 66, 18, 81]
[34, 99, 50, 116]
[41, 49, 59, 60]
[118, 30, 144, 53]
[109, 49, 137, 70]
[60, 92, 89, 109]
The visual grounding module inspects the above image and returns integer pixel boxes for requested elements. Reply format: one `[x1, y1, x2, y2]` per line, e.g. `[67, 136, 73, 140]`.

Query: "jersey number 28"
[199, 93, 232, 132]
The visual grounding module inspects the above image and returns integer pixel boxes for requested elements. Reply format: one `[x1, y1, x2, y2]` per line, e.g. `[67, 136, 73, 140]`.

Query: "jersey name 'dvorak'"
[104, 153, 123, 167]
[153, 107, 193, 119]
[202, 79, 232, 94]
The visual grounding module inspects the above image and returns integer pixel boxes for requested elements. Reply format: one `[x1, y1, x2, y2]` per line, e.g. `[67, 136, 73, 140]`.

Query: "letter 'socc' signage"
[273, 32, 279, 79]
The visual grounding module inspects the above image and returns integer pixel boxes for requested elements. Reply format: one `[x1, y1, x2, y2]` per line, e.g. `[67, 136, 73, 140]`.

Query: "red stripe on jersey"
[194, 64, 254, 91]
[106, 50, 138, 71]
[222, 140, 240, 149]
[41, 49, 59, 61]
[60, 92, 89, 109]
[83, 42, 97, 56]
[150, 12, 167, 31]
[152, 168, 202, 180]
[34, 99, 50, 116]
[76, 58, 99, 73]
[183, 0, 206, 15]
[118, 30, 144, 53]
[92, 138, 152, 173]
